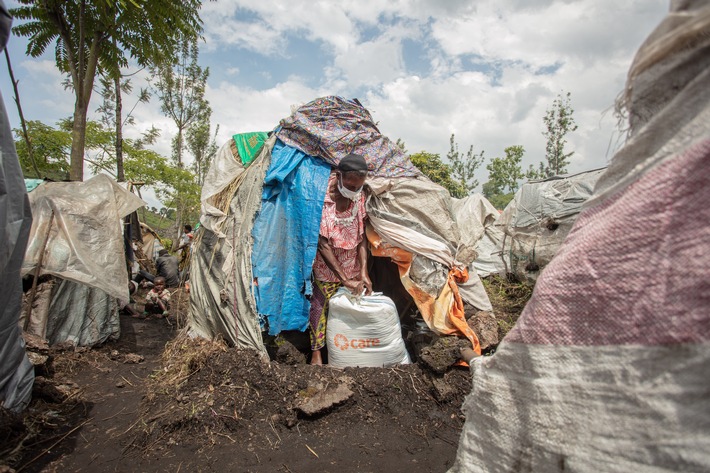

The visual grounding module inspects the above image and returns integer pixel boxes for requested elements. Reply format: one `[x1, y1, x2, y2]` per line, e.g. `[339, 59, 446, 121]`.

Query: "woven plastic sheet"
[451, 3, 710, 471]
[277, 96, 421, 178]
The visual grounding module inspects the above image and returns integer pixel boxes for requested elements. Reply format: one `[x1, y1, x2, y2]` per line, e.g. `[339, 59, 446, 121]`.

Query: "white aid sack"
[326, 289, 411, 368]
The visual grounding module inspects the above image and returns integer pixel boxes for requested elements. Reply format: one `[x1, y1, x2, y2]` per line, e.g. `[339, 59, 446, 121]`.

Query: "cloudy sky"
[2, 0, 669, 201]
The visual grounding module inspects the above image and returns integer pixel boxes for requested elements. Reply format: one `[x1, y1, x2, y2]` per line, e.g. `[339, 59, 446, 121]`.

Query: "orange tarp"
[367, 226, 481, 355]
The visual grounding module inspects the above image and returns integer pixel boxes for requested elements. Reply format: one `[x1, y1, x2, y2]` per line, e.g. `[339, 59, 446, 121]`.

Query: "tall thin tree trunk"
[114, 74, 124, 181]
[4, 49, 41, 178]
[70, 101, 88, 181]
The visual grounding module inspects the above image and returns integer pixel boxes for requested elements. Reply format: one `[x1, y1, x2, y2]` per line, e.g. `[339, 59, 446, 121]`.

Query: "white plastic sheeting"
[22, 174, 145, 302]
[450, 3, 710, 471]
[327, 289, 410, 368]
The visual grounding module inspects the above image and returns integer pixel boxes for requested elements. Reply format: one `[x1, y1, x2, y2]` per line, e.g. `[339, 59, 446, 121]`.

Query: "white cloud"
[6, 0, 671, 202]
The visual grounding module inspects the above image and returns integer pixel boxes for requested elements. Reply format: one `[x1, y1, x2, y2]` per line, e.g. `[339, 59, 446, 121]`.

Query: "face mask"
[338, 177, 362, 201]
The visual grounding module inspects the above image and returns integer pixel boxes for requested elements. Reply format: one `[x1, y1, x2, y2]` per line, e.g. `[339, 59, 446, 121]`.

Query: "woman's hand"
[343, 278, 364, 295]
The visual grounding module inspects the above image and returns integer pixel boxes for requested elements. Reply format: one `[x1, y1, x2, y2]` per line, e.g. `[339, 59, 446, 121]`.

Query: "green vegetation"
[528, 91, 578, 179]
[447, 133, 485, 195]
[482, 275, 534, 340]
[11, 0, 204, 182]
[483, 145, 525, 210]
[410, 151, 468, 198]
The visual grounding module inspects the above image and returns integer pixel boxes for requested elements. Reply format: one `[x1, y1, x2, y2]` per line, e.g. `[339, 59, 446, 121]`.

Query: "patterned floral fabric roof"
[276, 96, 421, 178]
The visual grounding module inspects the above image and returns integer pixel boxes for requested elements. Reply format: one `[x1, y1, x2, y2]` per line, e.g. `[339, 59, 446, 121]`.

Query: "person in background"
[143, 277, 170, 318]
[309, 153, 373, 365]
[177, 224, 193, 276]
[118, 280, 142, 318]
[133, 249, 179, 288]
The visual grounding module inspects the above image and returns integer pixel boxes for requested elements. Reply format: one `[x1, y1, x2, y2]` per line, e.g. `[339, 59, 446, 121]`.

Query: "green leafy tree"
[96, 75, 150, 181]
[525, 161, 547, 181]
[11, 0, 203, 181]
[152, 39, 210, 169]
[447, 133, 485, 195]
[542, 91, 578, 176]
[483, 145, 525, 209]
[395, 138, 408, 154]
[410, 151, 467, 198]
[13, 120, 71, 180]
[187, 121, 219, 187]
[485, 145, 525, 194]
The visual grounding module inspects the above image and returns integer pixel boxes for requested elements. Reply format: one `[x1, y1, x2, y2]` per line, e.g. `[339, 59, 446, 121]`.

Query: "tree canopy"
[410, 151, 468, 198]
[11, 0, 204, 181]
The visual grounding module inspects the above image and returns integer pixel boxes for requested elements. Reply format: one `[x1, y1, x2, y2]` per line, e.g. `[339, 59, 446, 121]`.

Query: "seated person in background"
[133, 249, 180, 288]
[144, 277, 170, 318]
[118, 280, 141, 318]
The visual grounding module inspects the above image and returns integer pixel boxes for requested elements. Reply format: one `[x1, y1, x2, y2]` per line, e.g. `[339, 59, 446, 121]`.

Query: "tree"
[11, 0, 203, 181]
[483, 145, 525, 210]
[485, 145, 525, 195]
[447, 134, 485, 195]
[410, 151, 467, 198]
[186, 121, 219, 187]
[152, 39, 210, 168]
[13, 120, 71, 180]
[542, 91, 578, 176]
[96, 75, 150, 181]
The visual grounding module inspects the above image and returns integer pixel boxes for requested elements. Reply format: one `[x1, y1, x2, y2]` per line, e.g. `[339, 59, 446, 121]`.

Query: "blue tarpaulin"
[251, 139, 331, 335]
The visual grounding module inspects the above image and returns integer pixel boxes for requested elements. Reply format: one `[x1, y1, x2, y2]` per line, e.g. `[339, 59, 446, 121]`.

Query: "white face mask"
[338, 177, 362, 201]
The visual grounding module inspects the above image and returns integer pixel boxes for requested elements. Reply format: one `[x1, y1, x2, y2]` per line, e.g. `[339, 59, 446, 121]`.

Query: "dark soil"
[1, 287, 473, 472]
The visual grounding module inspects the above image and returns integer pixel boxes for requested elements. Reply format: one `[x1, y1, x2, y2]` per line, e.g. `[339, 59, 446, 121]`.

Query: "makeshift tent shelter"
[189, 96, 493, 355]
[452, 194, 506, 279]
[20, 175, 145, 346]
[451, 3, 710, 472]
[494, 168, 605, 282]
[0, 2, 33, 412]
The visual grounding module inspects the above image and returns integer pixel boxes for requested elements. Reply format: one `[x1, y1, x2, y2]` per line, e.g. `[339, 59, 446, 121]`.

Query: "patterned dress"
[309, 173, 367, 350]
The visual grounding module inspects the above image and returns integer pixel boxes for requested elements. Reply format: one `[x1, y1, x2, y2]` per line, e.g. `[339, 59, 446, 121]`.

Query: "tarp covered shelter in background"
[0, 0, 33, 412]
[494, 168, 605, 282]
[189, 96, 494, 355]
[452, 194, 506, 280]
[451, 2, 710, 471]
[20, 175, 145, 346]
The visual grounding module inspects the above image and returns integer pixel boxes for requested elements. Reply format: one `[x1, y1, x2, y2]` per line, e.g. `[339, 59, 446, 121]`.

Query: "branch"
[4, 49, 41, 178]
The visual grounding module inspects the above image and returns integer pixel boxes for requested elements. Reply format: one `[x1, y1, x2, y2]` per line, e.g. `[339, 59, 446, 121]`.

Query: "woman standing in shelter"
[310, 154, 373, 365]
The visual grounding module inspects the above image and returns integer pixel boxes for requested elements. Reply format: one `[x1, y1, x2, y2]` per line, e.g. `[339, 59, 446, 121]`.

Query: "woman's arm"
[357, 237, 372, 295]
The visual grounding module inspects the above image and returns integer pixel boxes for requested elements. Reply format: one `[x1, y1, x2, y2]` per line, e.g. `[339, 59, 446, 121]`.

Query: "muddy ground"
[0, 286, 487, 473]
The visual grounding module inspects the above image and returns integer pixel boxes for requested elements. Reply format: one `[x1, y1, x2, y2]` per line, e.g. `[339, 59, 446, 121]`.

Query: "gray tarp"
[368, 178, 492, 313]
[496, 168, 605, 282]
[188, 136, 274, 353]
[0, 0, 34, 412]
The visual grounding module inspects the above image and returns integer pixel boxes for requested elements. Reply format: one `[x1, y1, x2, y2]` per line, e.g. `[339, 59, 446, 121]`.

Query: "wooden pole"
[24, 210, 55, 331]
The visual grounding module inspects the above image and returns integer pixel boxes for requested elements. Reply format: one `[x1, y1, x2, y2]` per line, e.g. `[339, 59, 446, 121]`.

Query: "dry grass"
[147, 332, 228, 397]
[482, 274, 534, 340]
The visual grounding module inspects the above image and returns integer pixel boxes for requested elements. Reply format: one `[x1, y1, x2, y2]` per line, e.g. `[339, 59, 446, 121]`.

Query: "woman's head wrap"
[337, 153, 368, 172]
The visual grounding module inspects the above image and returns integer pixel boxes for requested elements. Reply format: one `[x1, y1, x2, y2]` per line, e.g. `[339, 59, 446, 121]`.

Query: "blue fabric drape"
[251, 139, 331, 335]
